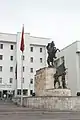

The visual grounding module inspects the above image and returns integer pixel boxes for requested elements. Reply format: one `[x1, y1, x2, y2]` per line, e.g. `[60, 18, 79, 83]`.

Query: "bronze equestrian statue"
[46, 41, 60, 67]
[46, 41, 67, 89]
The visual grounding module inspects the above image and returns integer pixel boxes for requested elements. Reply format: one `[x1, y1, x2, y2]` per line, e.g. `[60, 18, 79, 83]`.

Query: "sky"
[0, 0, 80, 49]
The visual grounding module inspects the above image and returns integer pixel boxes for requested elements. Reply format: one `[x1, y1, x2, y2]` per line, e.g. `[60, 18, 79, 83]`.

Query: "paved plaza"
[0, 100, 80, 120]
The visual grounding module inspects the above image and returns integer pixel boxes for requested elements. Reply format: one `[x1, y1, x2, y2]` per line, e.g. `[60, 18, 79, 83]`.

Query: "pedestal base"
[44, 89, 71, 96]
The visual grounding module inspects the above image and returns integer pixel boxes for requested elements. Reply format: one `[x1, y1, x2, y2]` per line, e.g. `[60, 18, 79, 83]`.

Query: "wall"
[76, 41, 80, 93]
[13, 96, 80, 111]
[0, 33, 16, 42]
[0, 42, 16, 90]
[0, 33, 16, 91]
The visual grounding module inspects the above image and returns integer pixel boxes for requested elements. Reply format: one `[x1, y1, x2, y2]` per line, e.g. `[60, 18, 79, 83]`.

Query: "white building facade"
[56, 41, 80, 96]
[1, 32, 80, 96]
[0, 32, 50, 97]
[0, 33, 16, 97]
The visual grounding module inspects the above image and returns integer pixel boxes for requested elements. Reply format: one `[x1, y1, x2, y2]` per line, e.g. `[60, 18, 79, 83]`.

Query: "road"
[0, 100, 80, 120]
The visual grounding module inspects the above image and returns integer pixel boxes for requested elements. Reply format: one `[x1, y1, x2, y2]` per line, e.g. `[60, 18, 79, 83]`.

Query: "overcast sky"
[0, 0, 80, 49]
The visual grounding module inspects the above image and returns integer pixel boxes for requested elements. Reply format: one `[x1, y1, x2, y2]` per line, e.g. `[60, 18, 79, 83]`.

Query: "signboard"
[0, 84, 12, 89]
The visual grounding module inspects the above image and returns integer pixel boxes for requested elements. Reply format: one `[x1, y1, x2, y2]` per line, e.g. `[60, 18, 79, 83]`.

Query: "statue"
[46, 41, 60, 67]
[53, 59, 67, 89]
[46, 41, 67, 89]
[61, 71, 67, 89]
[54, 71, 61, 89]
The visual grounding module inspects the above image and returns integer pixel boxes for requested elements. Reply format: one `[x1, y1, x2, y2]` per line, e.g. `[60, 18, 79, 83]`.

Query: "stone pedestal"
[35, 67, 56, 96]
[44, 88, 71, 96]
[35, 67, 71, 96]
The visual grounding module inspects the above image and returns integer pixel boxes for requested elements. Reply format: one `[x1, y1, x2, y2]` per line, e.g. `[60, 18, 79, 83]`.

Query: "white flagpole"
[15, 78, 17, 97]
[21, 52, 23, 106]
[15, 64, 17, 97]
[20, 24, 24, 106]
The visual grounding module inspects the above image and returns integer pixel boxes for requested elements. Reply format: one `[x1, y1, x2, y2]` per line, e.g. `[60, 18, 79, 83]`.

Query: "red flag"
[20, 25, 24, 52]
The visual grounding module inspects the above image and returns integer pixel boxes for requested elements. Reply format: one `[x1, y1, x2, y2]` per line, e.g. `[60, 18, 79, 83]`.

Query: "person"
[3, 94, 6, 101]
[62, 72, 67, 88]
[54, 71, 61, 88]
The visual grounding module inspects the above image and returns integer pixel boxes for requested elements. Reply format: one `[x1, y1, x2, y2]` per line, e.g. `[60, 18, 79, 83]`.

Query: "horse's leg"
[58, 79, 61, 88]
[62, 80, 64, 88]
[54, 79, 56, 89]
[51, 58, 53, 66]
[62, 80, 67, 89]
[54, 52, 57, 59]
[62, 74, 67, 89]
[47, 56, 50, 67]
[51, 58, 55, 67]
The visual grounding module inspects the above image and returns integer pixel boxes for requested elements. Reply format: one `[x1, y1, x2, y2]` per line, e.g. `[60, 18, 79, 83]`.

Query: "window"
[10, 45, 13, 50]
[10, 56, 13, 61]
[30, 68, 33, 73]
[17, 89, 21, 95]
[40, 58, 42, 63]
[0, 78, 2, 83]
[30, 47, 33, 52]
[0, 44, 3, 49]
[23, 89, 28, 95]
[10, 78, 13, 83]
[30, 90, 33, 95]
[0, 66, 2, 71]
[23, 55, 25, 60]
[30, 79, 33, 84]
[40, 48, 42, 52]
[30, 57, 33, 62]
[10, 67, 13, 72]
[23, 66, 25, 72]
[0, 55, 3, 60]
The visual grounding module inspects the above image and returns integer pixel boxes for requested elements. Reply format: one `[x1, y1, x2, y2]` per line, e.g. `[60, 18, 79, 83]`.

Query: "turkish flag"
[20, 25, 24, 52]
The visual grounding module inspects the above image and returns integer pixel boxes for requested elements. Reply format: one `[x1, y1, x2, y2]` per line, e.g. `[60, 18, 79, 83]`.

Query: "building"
[16, 32, 50, 96]
[0, 33, 16, 97]
[0, 32, 50, 97]
[56, 41, 80, 96]
[1, 31, 80, 97]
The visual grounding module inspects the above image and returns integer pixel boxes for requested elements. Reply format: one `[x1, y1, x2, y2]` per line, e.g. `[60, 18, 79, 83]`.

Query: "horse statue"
[46, 41, 60, 67]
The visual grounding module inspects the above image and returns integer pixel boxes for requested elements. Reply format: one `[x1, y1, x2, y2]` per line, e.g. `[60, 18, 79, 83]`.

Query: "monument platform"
[35, 67, 71, 96]
[35, 67, 56, 96]
[44, 88, 71, 96]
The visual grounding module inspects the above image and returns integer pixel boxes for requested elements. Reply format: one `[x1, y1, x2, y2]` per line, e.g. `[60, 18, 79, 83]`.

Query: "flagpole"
[20, 24, 24, 106]
[15, 62, 17, 97]
[15, 74, 17, 97]
[21, 52, 23, 106]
